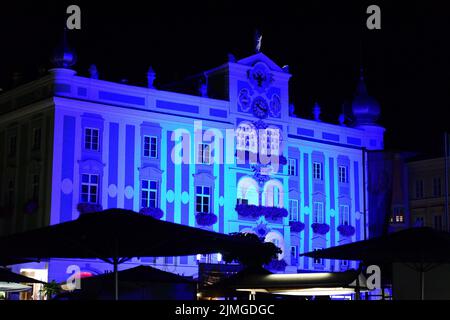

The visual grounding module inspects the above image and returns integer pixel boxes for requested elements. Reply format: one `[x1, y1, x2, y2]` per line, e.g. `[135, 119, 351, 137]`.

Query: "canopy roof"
[302, 227, 450, 263]
[0, 268, 45, 284]
[0, 209, 270, 263]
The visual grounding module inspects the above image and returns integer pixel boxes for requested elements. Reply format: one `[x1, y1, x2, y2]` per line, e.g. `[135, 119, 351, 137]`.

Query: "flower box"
[311, 223, 330, 235]
[195, 212, 218, 226]
[337, 224, 356, 237]
[139, 207, 164, 220]
[235, 204, 288, 220]
[77, 203, 103, 215]
[289, 221, 305, 232]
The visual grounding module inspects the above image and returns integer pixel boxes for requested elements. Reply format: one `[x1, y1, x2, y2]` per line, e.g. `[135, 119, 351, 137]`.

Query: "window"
[141, 180, 158, 208]
[8, 135, 17, 157]
[290, 246, 298, 264]
[313, 202, 324, 224]
[143, 136, 158, 158]
[313, 248, 324, 265]
[415, 180, 424, 199]
[32, 128, 42, 150]
[198, 143, 211, 164]
[391, 207, 405, 224]
[32, 174, 40, 201]
[289, 199, 299, 221]
[84, 128, 99, 151]
[288, 158, 297, 176]
[338, 166, 348, 183]
[266, 130, 272, 155]
[313, 162, 322, 180]
[415, 216, 425, 227]
[7, 179, 15, 207]
[341, 260, 349, 269]
[196, 186, 210, 213]
[81, 174, 99, 203]
[339, 205, 350, 225]
[237, 198, 249, 205]
[433, 177, 442, 197]
[434, 215, 443, 230]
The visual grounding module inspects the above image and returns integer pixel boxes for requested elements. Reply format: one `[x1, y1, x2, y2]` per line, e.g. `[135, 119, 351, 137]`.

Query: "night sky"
[1, 1, 449, 155]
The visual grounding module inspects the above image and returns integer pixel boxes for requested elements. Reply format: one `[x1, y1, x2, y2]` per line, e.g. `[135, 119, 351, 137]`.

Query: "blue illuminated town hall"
[0, 42, 384, 282]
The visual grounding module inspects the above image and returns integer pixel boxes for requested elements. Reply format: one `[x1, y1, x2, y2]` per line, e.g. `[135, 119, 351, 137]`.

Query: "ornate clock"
[252, 96, 269, 119]
[269, 95, 281, 117]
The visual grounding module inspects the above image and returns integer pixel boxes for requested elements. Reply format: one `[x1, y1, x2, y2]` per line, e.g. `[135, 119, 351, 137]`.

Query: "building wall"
[0, 53, 385, 280]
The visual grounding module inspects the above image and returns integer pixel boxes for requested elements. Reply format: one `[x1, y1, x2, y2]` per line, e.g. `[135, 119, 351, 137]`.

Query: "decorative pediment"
[78, 159, 105, 174]
[139, 165, 164, 179]
[192, 172, 216, 185]
[237, 53, 284, 73]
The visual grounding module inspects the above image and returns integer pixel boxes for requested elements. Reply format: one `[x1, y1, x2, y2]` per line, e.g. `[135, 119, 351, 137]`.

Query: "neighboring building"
[0, 43, 384, 282]
[407, 157, 449, 231]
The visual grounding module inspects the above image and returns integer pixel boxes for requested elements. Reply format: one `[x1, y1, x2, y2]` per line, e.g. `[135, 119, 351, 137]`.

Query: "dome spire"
[51, 26, 77, 69]
[351, 66, 380, 126]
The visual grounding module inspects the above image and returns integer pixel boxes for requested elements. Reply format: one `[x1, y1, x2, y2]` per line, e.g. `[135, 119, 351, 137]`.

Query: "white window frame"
[313, 202, 324, 224]
[339, 205, 350, 225]
[198, 143, 211, 164]
[81, 173, 99, 204]
[289, 199, 299, 221]
[313, 162, 322, 180]
[141, 179, 158, 208]
[288, 158, 297, 176]
[196, 186, 211, 213]
[143, 135, 158, 158]
[84, 128, 100, 151]
[338, 165, 348, 183]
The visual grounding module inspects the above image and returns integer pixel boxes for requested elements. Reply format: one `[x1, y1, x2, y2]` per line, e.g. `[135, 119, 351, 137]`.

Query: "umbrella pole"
[113, 258, 119, 301]
[420, 268, 425, 301]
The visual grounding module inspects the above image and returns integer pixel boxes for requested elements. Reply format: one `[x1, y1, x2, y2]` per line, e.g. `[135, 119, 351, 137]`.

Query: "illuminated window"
[289, 199, 299, 221]
[415, 180, 424, 199]
[433, 177, 442, 197]
[143, 136, 157, 158]
[390, 207, 405, 224]
[32, 127, 42, 150]
[288, 158, 297, 176]
[313, 162, 322, 180]
[341, 260, 349, 269]
[415, 216, 425, 226]
[84, 128, 99, 151]
[141, 180, 158, 208]
[81, 174, 99, 203]
[313, 202, 324, 223]
[198, 143, 211, 164]
[196, 186, 210, 213]
[338, 166, 348, 183]
[339, 205, 350, 225]
[8, 135, 17, 157]
[32, 174, 40, 201]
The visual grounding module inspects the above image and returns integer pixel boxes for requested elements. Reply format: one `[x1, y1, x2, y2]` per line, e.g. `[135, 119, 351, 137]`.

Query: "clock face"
[269, 95, 281, 117]
[252, 96, 269, 119]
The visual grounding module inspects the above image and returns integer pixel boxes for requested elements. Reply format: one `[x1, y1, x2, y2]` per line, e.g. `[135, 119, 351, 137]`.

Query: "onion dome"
[51, 29, 77, 68]
[351, 68, 380, 125]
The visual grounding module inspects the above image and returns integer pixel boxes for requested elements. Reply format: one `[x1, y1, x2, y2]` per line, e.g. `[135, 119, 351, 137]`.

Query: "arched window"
[237, 177, 259, 205]
[236, 122, 257, 153]
[262, 179, 284, 208]
[259, 126, 281, 156]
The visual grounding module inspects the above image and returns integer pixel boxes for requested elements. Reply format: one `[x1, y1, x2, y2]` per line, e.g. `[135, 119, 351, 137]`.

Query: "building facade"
[0, 50, 384, 281]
